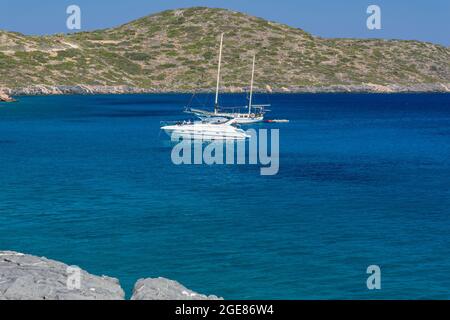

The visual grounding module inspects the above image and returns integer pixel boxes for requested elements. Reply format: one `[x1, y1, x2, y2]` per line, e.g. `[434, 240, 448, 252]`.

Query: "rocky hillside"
[0, 7, 449, 93]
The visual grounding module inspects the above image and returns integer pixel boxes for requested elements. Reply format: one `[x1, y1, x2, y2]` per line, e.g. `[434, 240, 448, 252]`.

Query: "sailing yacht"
[185, 33, 270, 124]
[161, 118, 250, 140]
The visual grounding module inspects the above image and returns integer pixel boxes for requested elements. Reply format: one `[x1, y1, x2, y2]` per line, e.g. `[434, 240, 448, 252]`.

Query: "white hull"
[161, 121, 250, 140]
[162, 129, 248, 140]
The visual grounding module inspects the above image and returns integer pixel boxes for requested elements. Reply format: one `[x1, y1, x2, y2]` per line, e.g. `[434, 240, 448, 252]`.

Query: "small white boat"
[161, 118, 250, 140]
[265, 119, 290, 123]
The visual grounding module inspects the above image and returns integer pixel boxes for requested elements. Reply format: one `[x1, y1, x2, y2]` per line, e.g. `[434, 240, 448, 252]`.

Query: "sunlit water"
[1, 93, 450, 299]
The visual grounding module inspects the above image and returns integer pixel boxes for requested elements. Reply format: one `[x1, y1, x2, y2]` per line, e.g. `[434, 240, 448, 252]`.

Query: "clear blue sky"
[1, 0, 449, 46]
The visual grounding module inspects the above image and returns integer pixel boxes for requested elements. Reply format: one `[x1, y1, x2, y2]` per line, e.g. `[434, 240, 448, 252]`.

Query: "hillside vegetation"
[0, 7, 449, 91]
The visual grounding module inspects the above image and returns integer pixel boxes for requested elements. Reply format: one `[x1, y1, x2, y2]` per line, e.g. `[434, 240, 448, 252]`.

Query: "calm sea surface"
[1, 93, 450, 299]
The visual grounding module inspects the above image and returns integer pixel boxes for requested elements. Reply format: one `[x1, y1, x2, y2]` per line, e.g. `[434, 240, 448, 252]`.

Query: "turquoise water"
[1, 93, 450, 299]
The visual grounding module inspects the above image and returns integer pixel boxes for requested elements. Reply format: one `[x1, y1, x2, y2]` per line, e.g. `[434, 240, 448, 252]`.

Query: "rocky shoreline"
[0, 91, 16, 102]
[0, 251, 222, 300]
[0, 83, 449, 99]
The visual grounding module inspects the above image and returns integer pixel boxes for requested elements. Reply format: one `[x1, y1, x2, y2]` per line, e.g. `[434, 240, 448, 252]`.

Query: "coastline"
[1, 83, 449, 99]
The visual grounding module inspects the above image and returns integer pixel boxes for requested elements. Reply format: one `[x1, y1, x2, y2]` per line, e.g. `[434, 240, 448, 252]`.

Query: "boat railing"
[160, 120, 194, 126]
[220, 104, 270, 114]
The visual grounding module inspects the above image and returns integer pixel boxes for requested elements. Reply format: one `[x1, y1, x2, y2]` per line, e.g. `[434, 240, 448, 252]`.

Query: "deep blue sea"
[1, 93, 450, 299]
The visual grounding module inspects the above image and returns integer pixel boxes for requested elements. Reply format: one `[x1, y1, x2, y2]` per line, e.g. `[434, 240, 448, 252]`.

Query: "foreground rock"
[0, 91, 15, 102]
[0, 251, 222, 300]
[131, 277, 222, 300]
[0, 251, 124, 300]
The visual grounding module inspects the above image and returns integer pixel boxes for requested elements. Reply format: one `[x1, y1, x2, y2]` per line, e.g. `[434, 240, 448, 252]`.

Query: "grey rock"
[131, 277, 223, 300]
[0, 251, 125, 300]
[0, 91, 15, 102]
[0, 251, 223, 300]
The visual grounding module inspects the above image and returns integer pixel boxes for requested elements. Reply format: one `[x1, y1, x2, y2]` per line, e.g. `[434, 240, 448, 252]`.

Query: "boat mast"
[248, 55, 256, 114]
[214, 33, 224, 115]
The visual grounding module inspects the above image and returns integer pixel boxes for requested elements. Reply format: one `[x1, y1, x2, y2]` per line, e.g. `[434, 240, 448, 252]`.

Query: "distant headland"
[0, 7, 449, 96]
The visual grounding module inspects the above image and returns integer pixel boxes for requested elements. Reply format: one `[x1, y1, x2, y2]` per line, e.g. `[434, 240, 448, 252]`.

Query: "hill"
[0, 7, 449, 94]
